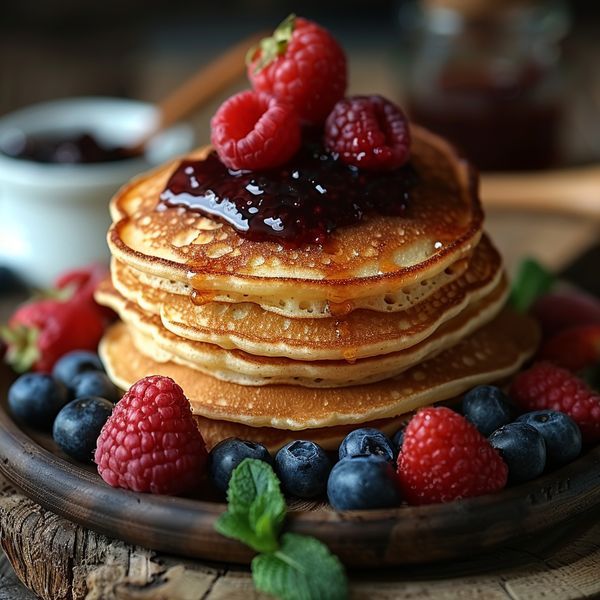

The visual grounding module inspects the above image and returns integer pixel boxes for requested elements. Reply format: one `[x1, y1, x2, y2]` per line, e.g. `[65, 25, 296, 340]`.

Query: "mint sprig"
[216, 458, 285, 553]
[509, 258, 555, 313]
[253, 533, 347, 600]
[215, 459, 348, 600]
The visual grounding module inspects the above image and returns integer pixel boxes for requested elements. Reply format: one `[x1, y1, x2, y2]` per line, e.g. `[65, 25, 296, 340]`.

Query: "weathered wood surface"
[2, 472, 600, 600]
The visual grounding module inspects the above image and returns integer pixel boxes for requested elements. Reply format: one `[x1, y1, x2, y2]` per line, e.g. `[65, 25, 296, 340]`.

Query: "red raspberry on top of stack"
[210, 90, 301, 171]
[247, 14, 347, 125]
[324, 95, 411, 171]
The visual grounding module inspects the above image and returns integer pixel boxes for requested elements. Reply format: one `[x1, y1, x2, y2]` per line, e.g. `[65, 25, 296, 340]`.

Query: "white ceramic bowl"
[0, 97, 195, 287]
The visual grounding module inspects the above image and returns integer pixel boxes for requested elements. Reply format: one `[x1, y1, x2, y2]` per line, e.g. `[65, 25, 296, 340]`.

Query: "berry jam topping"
[160, 140, 416, 247]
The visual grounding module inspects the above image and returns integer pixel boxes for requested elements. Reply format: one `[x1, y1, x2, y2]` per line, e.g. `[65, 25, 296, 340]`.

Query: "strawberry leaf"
[1, 324, 40, 372]
[247, 13, 296, 73]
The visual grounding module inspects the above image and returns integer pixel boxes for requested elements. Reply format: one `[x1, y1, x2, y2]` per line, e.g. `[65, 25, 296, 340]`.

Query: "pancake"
[108, 126, 483, 310]
[193, 415, 412, 452]
[115, 251, 471, 319]
[99, 309, 539, 429]
[111, 234, 502, 360]
[96, 274, 509, 387]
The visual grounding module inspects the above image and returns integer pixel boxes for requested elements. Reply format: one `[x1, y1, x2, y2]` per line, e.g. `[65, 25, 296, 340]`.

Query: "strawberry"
[2, 264, 110, 373]
[54, 263, 108, 306]
[539, 324, 600, 371]
[1, 298, 105, 373]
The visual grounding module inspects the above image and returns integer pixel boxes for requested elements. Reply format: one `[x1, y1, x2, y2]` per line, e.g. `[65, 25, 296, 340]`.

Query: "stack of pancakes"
[96, 126, 539, 451]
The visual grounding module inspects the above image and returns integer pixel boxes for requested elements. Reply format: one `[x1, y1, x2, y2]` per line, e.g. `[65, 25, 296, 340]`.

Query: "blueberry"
[52, 351, 104, 388]
[52, 396, 113, 462]
[275, 441, 332, 499]
[462, 385, 512, 436]
[489, 422, 546, 484]
[209, 438, 273, 494]
[0, 265, 25, 295]
[339, 428, 394, 462]
[327, 454, 401, 510]
[8, 373, 69, 429]
[392, 426, 406, 455]
[70, 371, 120, 403]
[517, 410, 582, 468]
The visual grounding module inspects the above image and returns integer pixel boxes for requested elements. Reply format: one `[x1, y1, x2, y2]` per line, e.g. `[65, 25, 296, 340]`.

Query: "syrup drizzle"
[160, 141, 416, 247]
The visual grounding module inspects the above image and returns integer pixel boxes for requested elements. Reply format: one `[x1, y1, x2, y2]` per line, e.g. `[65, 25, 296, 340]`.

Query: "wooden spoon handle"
[157, 31, 266, 130]
[481, 166, 600, 220]
[133, 30, 266, 152]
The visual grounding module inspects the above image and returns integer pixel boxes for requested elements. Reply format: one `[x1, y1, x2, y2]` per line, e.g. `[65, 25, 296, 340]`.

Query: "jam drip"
[160, 141, 416, 246]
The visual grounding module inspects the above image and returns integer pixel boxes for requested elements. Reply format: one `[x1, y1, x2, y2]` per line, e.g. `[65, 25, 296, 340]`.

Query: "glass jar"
[403, 0, 569, 171]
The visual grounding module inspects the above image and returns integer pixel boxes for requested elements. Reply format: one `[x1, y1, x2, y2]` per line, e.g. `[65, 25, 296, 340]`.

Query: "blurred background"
[2, 0, 600, 171]
[0, 0, 598, 286]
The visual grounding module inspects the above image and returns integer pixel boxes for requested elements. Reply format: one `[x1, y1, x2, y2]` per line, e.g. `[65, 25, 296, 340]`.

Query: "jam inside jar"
[0, 131, 130, 164]
[403, 1, 568, 171]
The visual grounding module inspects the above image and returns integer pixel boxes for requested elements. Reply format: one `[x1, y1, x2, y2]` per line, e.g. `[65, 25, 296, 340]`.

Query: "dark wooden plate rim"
[1, 397, 600, 567]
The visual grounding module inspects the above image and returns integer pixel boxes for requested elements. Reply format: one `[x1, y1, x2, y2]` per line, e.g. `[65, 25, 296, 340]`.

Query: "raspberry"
[325, 95, 411, 171]
[247, 15, 347, 125]
[511, 362, 600, 443]
[94, 375, 207, 495]
[211, 90, 301, 171]
[538, 324, 600, 372]
[397, 407, 508, 505]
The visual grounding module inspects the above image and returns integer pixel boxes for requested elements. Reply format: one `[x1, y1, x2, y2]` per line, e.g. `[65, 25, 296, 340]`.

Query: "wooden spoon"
[481, 166, 600, 220]
[129, 30, 266, 155]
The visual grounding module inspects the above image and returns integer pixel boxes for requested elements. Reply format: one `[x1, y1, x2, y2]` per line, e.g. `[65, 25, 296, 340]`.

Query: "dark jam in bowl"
[0, 132, 130, 164]
[160, 142, 416, 246]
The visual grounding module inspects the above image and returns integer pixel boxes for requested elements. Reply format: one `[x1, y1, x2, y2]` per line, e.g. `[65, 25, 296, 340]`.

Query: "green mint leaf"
[252, 533, 348, 600]
[215, 458, 285, 553]
[1, 324, 40, 373]
[509, 258, 555, 313]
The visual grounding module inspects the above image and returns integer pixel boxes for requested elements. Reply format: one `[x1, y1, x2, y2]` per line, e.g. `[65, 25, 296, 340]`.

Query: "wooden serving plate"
[1, 366, 599, 568]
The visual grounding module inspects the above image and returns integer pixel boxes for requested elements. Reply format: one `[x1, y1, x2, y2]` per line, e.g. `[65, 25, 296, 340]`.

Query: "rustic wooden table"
[1, 470, 600, 600]
[0, 209, 599, 599]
